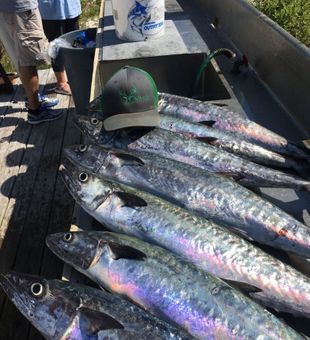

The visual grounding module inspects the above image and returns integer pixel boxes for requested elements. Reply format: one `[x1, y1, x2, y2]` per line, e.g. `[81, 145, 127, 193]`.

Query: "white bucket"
[111, 0, 165, 41]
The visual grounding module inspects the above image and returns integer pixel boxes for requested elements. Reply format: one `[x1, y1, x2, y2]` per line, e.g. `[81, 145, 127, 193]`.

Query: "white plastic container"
[111, 0, 165, 41]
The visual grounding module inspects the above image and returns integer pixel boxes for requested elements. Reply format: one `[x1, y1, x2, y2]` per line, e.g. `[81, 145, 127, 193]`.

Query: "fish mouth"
[72, 114, 86, 133]
[0, 273, 32, 315]
[59, 160, 84, 206]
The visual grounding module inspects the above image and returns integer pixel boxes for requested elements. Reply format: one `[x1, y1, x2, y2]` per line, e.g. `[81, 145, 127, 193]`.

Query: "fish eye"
[28, 311, 35, 318]
[79, 145, 88, 152]
[30, 283, 44, 297]
[63, 232, 73, 243]
[90, 117, 99, 125]
[79, 172, 89, 182]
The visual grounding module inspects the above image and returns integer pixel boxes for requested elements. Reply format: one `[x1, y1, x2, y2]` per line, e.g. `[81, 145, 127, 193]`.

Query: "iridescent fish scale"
[46, 231, 303, 339]
[0, 273, 190, 340]
[128, 128, 310, 189]
[158, 92, 310, 161]
[64, 145, 310, 258]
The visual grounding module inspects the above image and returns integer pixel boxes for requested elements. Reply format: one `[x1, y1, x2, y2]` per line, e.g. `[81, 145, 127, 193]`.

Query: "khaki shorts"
[0, 8, 49, 70]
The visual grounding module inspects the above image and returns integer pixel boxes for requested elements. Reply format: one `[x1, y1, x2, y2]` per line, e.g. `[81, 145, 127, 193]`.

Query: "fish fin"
[243, 186, 262, 196]
[115, 191, 148, 208]
[223, 279, 262, 295]
[196, 137, 218, 144]
[211, 103, 228, 107]
[79, 307, 124, 335]
[301, 138, 310, 150]
[108, 241, 146, 261]
[112, 152, 144, 166]
[199, 120, 216, 127]
[229, 227, 254, 241]
[216, 172, 244, 182]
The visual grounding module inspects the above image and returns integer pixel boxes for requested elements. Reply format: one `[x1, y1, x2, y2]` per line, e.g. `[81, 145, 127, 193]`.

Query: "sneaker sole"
[28, 113, 64, 125]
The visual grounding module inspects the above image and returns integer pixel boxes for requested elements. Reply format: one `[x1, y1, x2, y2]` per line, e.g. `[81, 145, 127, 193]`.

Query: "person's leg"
[19, 65, 40, 110]
[64, 16, 80, 32]
[42, 19, 71, 94]
[15, 9, 62, 123]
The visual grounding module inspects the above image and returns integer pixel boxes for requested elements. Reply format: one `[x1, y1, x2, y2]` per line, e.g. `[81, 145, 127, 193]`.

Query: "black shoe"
[27, 107, 63, 125]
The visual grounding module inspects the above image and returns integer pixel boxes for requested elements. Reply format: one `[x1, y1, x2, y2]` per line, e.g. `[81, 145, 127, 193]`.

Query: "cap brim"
[103, 109, 160, 131]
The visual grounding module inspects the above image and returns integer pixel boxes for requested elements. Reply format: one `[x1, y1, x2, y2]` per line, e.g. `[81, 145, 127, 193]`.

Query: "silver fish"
[63, 144, 310, 258]
[46, 231, 303, 339]
[128, 128, 310, 189]
[60, 158, 310, 317]
[74, 113, 308, 174]
[0, 272, 190, 340]
[158, 92, 310, 161]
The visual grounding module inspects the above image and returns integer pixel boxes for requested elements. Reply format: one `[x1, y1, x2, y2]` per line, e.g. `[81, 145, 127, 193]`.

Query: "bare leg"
[19, 65, 40, 110]
[54, 71, 71, 94]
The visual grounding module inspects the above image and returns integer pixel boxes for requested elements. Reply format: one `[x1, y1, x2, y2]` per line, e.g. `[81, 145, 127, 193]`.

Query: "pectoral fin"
[223, 279, 262, 295]
[112, 152, 145, 166]
[108, 242, 146, 261]
[199, 120, 216, 127]
[115, 191, 148, 208]
[196, 137, 218, 144]
[79, 307, 124, 336]
[301, 138, 310, 150]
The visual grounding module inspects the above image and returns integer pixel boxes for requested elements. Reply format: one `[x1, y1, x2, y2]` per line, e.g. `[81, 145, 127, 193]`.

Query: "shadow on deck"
[0, 69, 82, 339]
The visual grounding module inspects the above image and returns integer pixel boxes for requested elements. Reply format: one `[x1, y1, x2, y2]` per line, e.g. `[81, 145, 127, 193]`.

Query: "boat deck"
[0, 69, 81, 340]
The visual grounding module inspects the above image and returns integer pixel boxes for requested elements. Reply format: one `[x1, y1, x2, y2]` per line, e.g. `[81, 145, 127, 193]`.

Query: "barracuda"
[63, 144, 310, 258]
[128, 128, 310, 189]
[46, 231, 303, 339]
[74, 113, 308, 175]
[158, 92, 310, 161]
[59, 158, 310, 317]
[0, 272, 190, 340]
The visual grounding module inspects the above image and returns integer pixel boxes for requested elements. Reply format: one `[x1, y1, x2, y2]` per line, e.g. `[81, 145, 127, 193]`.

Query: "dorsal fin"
[115, 191, 148, 208]
[112, 152, 144, 166]
[199, 120, 216, 127]
[79, 307, 124, 336]
[108, 242, 146, 261]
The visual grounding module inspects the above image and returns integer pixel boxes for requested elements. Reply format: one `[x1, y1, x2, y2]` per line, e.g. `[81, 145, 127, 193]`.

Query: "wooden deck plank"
[0, 70, 50, 229]
[27, 104, 82, 340]
[0, 70, 51, 317]
[0, 78, 21, 118]
[0, 71, 72, 339]
[38, 104, 82, 280]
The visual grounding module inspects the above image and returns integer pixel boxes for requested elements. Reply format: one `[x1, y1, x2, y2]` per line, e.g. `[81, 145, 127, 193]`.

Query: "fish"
[0, 272, 191, 340]
[63, 144, 310, 258]
[158, 92, 310, 161]
[59, 158, 310, 317]
[128, 128, 310, 189]
[74, 113, 308, 174]
[46, 231, 303, 339]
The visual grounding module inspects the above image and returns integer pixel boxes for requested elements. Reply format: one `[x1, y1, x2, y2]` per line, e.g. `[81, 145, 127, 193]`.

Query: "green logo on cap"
[119, 87, 149, 105]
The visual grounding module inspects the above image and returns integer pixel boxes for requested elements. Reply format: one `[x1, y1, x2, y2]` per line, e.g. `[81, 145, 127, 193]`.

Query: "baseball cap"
[101, 66, 160, 131]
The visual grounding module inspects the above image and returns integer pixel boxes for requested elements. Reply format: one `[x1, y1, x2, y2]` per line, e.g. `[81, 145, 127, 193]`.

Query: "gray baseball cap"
[101, 66, 160, 131]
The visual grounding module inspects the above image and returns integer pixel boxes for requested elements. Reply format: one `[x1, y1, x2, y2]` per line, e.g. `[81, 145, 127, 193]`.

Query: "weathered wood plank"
[27, 105, 82, 340]
[89, 0, 105, 101]
[0, 72, 71, 339]
[0, 78, 21, 118]
[0, 70, 50, 230]
[37, 103, 82, 280]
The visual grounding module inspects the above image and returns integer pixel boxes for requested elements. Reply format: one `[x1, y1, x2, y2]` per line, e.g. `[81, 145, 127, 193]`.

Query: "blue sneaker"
[25, 93, 59, 109]
[27, 107, 64, 125]
[39, 94, 59, 108]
